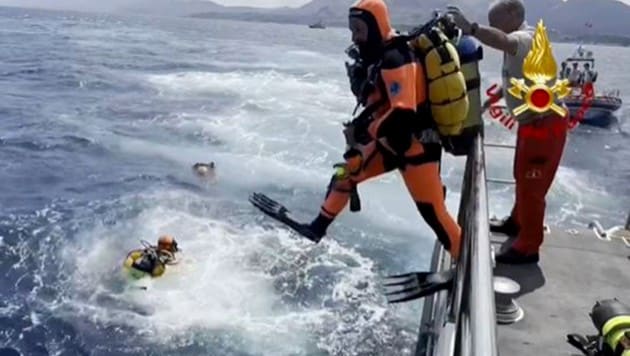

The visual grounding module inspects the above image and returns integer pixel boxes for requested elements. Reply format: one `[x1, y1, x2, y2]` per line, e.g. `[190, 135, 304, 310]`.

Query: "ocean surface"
[1, 6, 628, 356]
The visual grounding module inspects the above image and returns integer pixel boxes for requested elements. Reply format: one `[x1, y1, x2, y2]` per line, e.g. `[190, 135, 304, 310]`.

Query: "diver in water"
[123, 235, 180, 278]
[192, 162, 217, 183]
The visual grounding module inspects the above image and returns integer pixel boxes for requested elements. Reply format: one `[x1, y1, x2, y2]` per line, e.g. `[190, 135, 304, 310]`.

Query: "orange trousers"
[319, 138, 461, 260]
[510, 115, 568, 254]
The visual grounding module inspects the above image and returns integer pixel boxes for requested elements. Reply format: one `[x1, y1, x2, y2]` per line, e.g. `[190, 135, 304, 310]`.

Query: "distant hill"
[526, 0, 630, 36]
[115, 0, 225, 16]
[189, 0, 630, 44]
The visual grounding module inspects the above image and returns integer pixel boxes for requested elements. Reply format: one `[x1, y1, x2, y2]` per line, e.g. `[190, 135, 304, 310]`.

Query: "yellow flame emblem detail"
[508, 20, 570, 117]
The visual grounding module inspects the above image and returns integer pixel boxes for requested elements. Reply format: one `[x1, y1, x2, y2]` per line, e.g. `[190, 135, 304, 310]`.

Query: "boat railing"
[415, 131, 498, 356]
[600, 89, 621, 98]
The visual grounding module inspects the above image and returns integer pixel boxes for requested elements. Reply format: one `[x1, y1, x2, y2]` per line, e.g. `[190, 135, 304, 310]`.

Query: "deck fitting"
[494, 276, 524, 324]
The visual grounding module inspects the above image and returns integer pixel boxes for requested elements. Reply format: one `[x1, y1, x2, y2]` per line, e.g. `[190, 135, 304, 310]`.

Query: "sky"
[0, 0, 312, 10]
[213, 0, 310, 7]
[1, 0, 629, 10]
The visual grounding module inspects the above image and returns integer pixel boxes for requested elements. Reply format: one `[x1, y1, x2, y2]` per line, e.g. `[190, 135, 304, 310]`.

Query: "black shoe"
[495, 247, 539, 265]
[490, 216, 520, 237]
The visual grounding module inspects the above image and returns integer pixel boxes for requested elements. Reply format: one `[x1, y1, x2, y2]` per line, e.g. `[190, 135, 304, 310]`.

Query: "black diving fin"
[249, 192, 322, 243]
[383, 269, 455, 303]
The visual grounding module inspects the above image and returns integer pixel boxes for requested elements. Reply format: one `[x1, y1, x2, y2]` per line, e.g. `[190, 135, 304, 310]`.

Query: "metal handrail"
[484, 143, 515, 149]
[415, 239, 452, 355]
[487, 178, 515, 185]
[414, 132, 498, 356]
[454, 133, 498, 355]
[466, 134, 499, 355]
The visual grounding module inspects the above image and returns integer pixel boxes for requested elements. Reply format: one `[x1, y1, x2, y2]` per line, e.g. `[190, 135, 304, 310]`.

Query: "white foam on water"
[114, 66, 465, 256]
[59, 189, 414, 355]
[145, 70, 346, 105]
[51, 36, 589, 355]
[551, 166, 613, 226]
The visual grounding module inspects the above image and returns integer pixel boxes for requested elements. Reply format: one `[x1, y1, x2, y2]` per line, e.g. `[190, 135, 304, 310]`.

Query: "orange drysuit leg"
[399, 141, 461, 260]
[319, 140, 395, 219]
[511, 115, 567, 254]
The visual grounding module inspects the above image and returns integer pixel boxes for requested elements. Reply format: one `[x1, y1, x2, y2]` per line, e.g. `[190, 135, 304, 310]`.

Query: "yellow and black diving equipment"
[568, 299, 630, 356]
[409, 14, 469, 141]
[344, 11, 482, 156]
[123, 248, 165, 279]
[443, 34, 483, 155]
[123, 238, 179, 279]
[407, 11, 483, 155]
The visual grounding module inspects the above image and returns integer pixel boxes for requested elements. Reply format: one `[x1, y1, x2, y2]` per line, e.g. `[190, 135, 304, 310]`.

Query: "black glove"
[346, 61, 368, 99]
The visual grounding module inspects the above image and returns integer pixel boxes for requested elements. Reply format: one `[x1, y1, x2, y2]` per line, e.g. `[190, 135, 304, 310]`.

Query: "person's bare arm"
[473, 24, 519, 56]
[446, 6, 520, 56]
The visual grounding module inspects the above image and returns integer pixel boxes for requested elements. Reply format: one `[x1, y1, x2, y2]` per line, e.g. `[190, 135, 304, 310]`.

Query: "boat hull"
[565, 95, 622, 128]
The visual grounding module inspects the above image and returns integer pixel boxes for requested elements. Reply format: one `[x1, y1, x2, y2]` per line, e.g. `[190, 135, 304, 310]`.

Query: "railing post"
[414, 131, 500, 356]
[468, 134, 499, 356]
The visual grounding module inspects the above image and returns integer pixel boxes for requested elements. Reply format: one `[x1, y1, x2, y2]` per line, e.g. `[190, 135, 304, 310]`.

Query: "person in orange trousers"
[449, 0, 569, 264]
[494, 115, 567, 263]
[299, 0, 461, 260]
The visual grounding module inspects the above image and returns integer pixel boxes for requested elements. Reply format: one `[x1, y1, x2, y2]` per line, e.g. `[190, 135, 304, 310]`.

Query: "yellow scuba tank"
[411, 26, 469, 139]
[442, 35, 484, 155]
[123, 249, 165, 279]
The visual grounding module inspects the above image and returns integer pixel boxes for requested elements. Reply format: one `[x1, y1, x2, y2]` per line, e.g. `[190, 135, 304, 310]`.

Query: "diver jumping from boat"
[123, 235, 180, 278]
[250, 0, 462, 261]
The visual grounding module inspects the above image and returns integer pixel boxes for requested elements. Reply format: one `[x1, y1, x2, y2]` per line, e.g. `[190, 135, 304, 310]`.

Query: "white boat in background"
[561, 45, 622, 128]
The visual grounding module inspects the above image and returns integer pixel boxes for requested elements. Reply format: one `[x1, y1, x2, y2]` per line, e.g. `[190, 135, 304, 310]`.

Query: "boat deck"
[493, 227, 630, 356]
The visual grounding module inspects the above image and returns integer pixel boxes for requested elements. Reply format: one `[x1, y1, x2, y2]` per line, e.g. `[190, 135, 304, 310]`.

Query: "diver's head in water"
[348, 0, 395, 64]
[157, 235, 179, 253]
[192, 162, 216, 182]
[488, 0, 525, 33]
